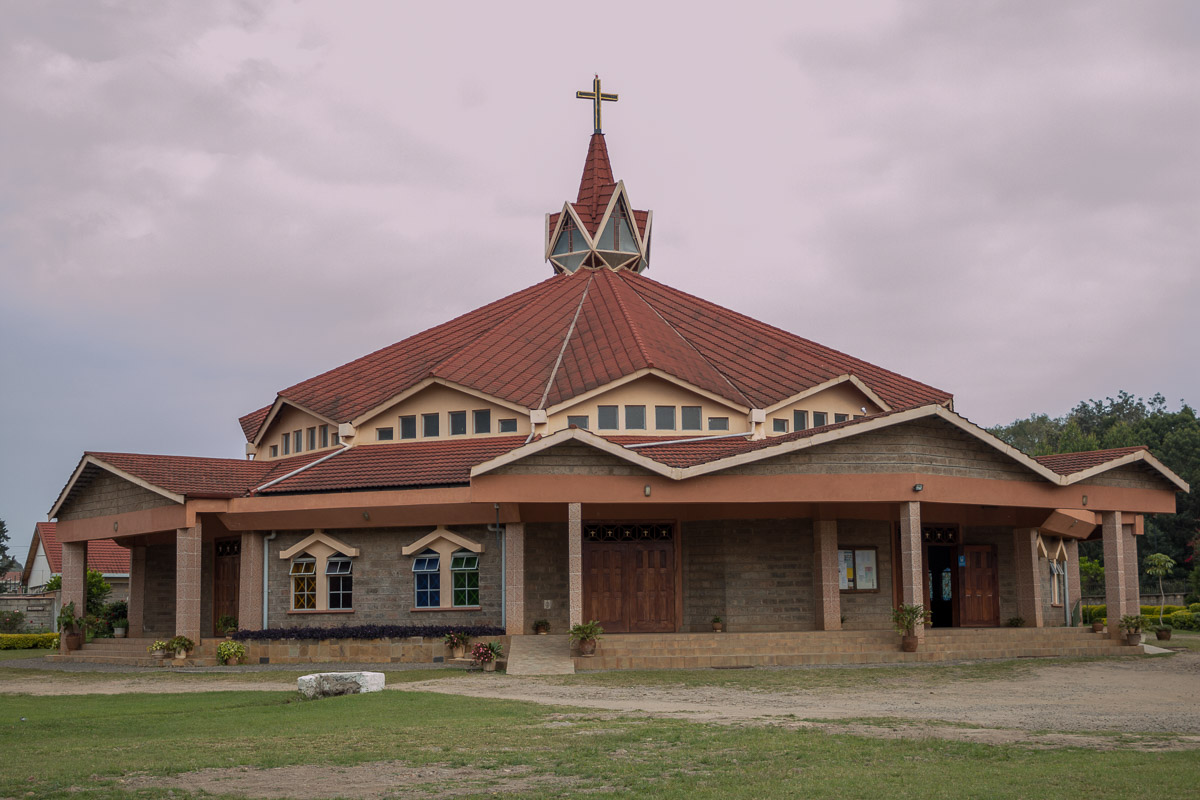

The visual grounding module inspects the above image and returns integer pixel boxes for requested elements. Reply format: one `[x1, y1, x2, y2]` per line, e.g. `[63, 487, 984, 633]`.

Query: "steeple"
[545, 78, 653, 275]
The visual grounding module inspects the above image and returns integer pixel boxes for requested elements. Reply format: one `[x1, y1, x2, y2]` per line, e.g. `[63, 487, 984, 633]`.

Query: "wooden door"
[960, 545, 999, 627]
[583, 524, 675, 633]
[213, 538, 241, 635]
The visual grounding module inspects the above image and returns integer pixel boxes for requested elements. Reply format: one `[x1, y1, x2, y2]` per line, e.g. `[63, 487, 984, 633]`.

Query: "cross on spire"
[576, 75, 618, 134]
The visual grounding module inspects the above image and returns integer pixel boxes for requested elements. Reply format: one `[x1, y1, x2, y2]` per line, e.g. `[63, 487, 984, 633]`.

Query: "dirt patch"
[114, 762, 569, 799]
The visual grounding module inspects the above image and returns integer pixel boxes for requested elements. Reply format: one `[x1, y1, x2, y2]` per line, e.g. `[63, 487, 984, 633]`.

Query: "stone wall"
[266, 526, 503, 629]
[143, 544, 176, 637]
[1077, 462, 1177, 491]
[835, 520, 894, 630]
[242, 635, 508, 665]
[726, 418, 1033, 481]
[491, 442, 656, 477]
[522, 523, 569, 635]
[0, 594, 55, 632]
[57, 468, 178, 521]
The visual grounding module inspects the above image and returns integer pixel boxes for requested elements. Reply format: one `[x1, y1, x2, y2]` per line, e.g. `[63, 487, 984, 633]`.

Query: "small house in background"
[21, 522, 130, 600]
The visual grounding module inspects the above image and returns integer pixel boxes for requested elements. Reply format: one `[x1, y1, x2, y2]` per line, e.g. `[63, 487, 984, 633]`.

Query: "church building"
[47, 81, 1187, 668]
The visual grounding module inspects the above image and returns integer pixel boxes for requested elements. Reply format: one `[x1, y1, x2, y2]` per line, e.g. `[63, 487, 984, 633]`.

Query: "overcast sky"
[2, 1, 1197, 564]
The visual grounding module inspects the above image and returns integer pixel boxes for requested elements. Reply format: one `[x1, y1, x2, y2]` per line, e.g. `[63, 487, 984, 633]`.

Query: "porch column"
[1102, 511, 1128, 640]
[1013, 528, 1044, 628]
[898, 501, 924, 643]
[60, 541, 87, 631]
[568, 503, 583, 628]
[813, 519, 841, 631]
[175, 525, 202, 641]
[127, 545, 146, 637]
[505, 523, 525, 635]
[1124, 523, 1140, 612]
[1064, 539, 1081, 625]
[239, 532, 264, 631]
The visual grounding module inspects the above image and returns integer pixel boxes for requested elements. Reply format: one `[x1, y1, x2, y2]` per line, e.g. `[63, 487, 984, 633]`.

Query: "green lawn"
[1, 688, 1196, 800]
[0, 647, 53, 661]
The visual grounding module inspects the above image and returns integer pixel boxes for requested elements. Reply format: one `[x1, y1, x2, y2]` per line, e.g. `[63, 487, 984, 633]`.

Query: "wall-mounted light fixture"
[362, 511, 371, 521]
[113, 521, 118, 532]
[1081, 495, 1088, 506]
[912, 483, 924, 492]
[644, 484, 651, 497]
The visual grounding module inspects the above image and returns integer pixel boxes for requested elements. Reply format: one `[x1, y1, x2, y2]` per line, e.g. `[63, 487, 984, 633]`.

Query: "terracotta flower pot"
[483, 661, 496, 672]
[1091, 622, 1105, 633]
[901, 635, 919, 653]
[712, 622, 724, 632]
[578, 638, 597, 656]
[63, 632, 83, 652]
[1156, 629, 1172, 641]
[1125, 633, 1141, 646]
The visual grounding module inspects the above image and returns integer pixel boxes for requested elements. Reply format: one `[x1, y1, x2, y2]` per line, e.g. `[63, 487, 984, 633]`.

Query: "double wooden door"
[582, 525, 675, 633]
[960, 544, 999, 627]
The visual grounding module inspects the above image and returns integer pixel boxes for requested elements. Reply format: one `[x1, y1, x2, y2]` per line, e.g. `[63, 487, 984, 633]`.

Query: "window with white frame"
[451, 551, 480, 607]
[290, 557, 316, 609]
[413, 549, 441, 608]
[326, 557, 353, 610]
[1050, 561, 1065, 606]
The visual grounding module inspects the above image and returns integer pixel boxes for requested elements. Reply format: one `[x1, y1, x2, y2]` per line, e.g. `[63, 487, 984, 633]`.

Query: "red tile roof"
[30, 522, 130, 575]
[84, 451, 313, 498]
[256, 436, 528, 494]
[1034, 446, 1149, 476]
[246, 268, 951, 435]
[239, 405, 271, 442]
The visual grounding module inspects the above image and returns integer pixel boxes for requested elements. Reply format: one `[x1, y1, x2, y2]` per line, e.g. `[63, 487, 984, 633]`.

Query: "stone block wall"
[522, 523, 569, 634]
[143, 544, 177, 637]
[836, 519, 894, 630]
[0, 594, 55, 632]
[56, 469, 178, 520]
[266, 526, 503, 629]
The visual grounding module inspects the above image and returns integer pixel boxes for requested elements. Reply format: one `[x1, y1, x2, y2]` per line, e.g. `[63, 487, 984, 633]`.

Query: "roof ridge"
[605, 270, 652, 367]
[536, 273, 594, 411]
[616, 271, 754, 408]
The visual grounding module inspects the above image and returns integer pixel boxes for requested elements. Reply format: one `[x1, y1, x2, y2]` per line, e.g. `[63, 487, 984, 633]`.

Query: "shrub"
[0, 610, 26, 634]
[45, 569, 112, 616]
[1190, 603, 1200, 614]
[233, 624, 505, 642]
[0, 632, 58, 649]
[1167, 611, 1198, 631]
[1141, 605, 1184, 617]
[1006, 617, 1025, 628]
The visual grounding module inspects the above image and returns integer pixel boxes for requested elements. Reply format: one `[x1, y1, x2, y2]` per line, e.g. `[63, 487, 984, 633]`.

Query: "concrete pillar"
[60, 541, 87, 634]
[175, 525, 202, 641]
[813, 519, 841, 631]
[128, 545, 146, 637]
[505, 522, 525, 635]
[1124, 525, 1140, 613]
[239, 532, 264, 631]
[1064, 539, 1080, 625]
[1102, 511, 1128, 640]
[1013, 528, 1044, 628]
[898, 501, 924, 643]
[568, 503, 583, 628]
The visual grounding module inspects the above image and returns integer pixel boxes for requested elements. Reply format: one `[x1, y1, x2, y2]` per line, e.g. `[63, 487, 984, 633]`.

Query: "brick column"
[60, 541, 87, 635]
[813, 519, 841, 631]
[128, 545, 146, 637]
[1013, 528, 1044, 628]
[175, 525, 202, 641]
[898, 501, 924, 643]
[1102, 511, 1128, 640]
[568, 503, 583, 628]
[239, 532, 264, 631]
[1064, 539, 1081, 626]
[505, 523, 525, 635]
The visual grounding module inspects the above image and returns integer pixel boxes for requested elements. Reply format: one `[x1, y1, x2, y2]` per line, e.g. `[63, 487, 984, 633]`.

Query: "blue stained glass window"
[941, 567, 952, 602]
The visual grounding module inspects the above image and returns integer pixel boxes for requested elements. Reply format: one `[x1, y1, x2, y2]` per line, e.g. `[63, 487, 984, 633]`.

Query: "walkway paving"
[504, 634, 574, 675]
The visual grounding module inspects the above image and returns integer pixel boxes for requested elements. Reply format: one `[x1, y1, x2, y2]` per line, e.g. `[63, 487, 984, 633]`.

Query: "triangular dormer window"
[598, 202, 638, 254]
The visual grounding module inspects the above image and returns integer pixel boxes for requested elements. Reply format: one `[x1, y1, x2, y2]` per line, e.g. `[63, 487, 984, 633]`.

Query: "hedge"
[1166, 612, 1199, 631]
[232, 624, 506, 642]
[1191, 603, 1200, 614]
[0, 632, 58, 650]
[1082, 605, 1189, 620]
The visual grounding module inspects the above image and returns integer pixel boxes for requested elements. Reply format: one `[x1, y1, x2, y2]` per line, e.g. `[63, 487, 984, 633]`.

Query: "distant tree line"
[989, 391, 1199, 601]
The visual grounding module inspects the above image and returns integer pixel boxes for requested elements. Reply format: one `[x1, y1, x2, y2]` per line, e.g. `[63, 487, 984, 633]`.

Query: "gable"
[547, 373, 748, 434]
[355, 382, 530, 442]
[718, 417, 1035, 481]
[1075, 461, 1181, 492]
[56, 467, 180, 522]
[764, 379, 885, 435]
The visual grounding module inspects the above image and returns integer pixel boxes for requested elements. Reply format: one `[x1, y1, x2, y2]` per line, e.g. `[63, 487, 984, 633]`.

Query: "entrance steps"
[574, 627, 1140, 671]
[47, 637, 222, 667]
[505, 634, 575, 676]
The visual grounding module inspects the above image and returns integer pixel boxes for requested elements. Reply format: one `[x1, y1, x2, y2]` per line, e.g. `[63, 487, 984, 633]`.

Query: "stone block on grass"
[297, 671, 385, 699]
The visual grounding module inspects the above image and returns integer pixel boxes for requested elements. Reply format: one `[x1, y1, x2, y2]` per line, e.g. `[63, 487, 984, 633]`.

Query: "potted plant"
[569, 620, 604, 656]
[217, 639, 247, 665]
[56, 602, 84, 652]
[1118, 614, 1144, 646]
[444, 630, 470, 659]
[1092, 617, 1106, 633]
[216, 615, 238, 638]
[1006, 616, 1025, 628]
[532, 619, 550, 635]
[471, 641, 503, 672]
[1145, 553, 1176, 627]
[891, 604, 928, 652]
[1153, 623, 1173, 641]
[711, 615, 724, 632]
[168, 635, 196, 659]
[148, 640, 171, 661]
[112, 617, 128, 638]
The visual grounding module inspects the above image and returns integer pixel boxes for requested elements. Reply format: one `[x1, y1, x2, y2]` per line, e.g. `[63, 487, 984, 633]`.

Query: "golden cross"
[576, 75, 618, 134]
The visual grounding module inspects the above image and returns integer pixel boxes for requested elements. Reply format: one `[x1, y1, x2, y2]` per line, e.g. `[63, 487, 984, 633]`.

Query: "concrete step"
[506, 634, 574, 676]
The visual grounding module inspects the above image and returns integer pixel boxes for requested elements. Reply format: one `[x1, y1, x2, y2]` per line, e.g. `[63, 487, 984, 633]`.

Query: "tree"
[1144, 553, 1176, 625]
[0, 517, 16, 573]
[44, 569, 112, 616]
[1078, 556, 1105, 596]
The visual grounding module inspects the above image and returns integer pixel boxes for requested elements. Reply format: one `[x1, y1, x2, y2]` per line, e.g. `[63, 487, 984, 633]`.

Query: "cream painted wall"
[766, 382, 882, 436]
[27, 546, 52, 589]
[546, 374, 748, 435]
[257, 405, 340, 460]
[358, 384, 531, 443]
